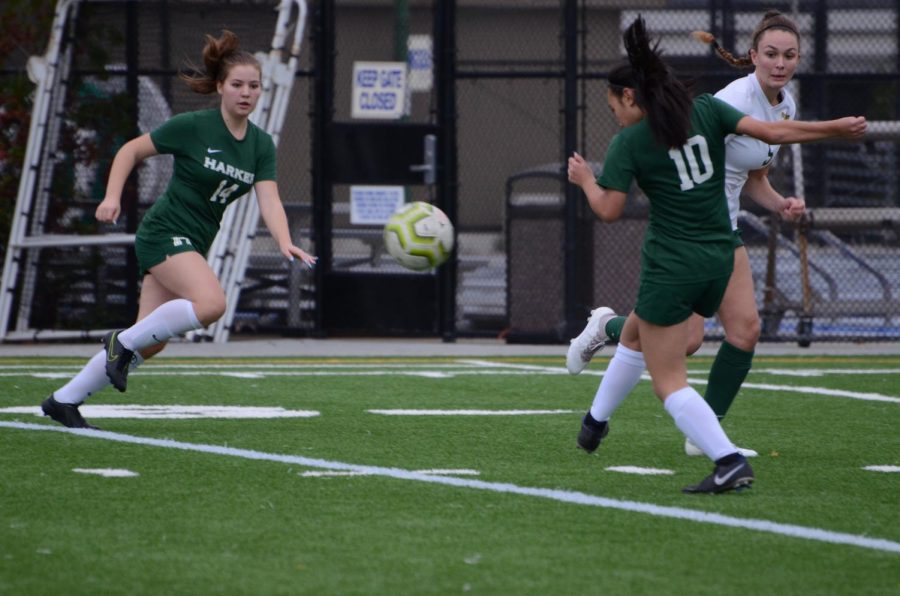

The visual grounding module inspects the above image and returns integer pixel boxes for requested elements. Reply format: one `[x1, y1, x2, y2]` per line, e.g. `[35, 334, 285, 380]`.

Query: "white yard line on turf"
[462, 360, 900, 404]
[369, 409, 575, 415]
[3, 360, 898, 402]
[3, 421, 898, 555]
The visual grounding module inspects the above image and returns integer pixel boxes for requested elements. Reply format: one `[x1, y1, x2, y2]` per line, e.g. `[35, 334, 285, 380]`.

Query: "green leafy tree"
[0, 0, 55, 252]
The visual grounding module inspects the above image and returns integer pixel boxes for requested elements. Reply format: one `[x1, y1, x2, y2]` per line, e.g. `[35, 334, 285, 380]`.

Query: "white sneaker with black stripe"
[566, 307, 616, 375]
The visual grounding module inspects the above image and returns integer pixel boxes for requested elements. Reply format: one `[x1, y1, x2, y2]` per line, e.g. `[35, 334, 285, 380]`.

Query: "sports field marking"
[368, 409, 576, 416]
[863, 465, 900, 473]
[0, 405, 320, 419]
[301, 468, 479, 478]
[3, 420, 898, 555]
[461, 360, 900, 404]
[734, 381, 900, 404]
[2, 361, 898, 403]
[73, 468, 139, 477]
[605, 466, 674, 476]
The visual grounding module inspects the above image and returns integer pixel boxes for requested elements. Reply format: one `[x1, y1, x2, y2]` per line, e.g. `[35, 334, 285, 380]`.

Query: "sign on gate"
[352, 61, 407, 119]
[350, 186, 405, 224]
[407, 35, 433, 92]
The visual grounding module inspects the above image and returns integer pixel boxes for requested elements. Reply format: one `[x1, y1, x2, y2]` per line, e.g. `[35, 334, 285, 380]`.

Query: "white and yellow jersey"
[715, 73, 797, 229]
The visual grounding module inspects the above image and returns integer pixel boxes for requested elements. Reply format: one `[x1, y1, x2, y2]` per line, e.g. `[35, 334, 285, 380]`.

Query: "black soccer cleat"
[577, 413, 609, 453]
[103, 330, 134, 393]
[41, 395, 99, 430]
[682, 454, 754, 494]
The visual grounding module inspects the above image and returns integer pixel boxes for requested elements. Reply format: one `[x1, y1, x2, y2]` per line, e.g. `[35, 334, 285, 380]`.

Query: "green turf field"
[1, 355, 898, 595]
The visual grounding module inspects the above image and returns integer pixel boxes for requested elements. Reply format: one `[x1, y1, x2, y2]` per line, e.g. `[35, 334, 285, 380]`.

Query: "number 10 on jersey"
[668, 135, 713, 191]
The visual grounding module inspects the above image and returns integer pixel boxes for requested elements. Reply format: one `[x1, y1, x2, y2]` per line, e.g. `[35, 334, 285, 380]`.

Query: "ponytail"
[620, 16, 692, 148]
[692, 10, 800, 70]
[691, 30, 753, 69]
[180, 29, 261, 94]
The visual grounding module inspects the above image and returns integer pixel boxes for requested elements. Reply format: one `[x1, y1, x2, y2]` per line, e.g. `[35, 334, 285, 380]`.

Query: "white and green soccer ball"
[383, 201, 454, 271]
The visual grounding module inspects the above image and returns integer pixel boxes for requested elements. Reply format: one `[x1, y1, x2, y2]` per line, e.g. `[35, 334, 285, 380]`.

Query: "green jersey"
[598, 94, 745, 283]
[138, 108, 277, 256]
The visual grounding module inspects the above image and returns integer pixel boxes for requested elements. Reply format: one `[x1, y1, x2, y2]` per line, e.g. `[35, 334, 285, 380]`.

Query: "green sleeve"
[596, 133, 635, 193]
[709, 95, 746, 136]
[149, 112, 194, 155]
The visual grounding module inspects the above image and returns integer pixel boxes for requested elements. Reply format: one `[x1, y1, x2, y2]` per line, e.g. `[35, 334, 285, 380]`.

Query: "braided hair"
[692, 10, 800, 69]
[180, 30, 261, 94]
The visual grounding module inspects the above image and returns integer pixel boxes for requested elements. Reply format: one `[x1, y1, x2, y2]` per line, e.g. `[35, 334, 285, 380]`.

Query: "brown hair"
[692, 10, 800, 69]
[179, 29, 261, 94]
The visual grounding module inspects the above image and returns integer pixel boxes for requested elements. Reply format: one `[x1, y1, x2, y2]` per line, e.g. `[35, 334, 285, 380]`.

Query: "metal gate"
[309, 1, 457, 338]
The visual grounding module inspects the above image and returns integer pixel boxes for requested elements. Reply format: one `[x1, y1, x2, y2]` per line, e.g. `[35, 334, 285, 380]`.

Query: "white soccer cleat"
[684, 437, 759, 458]
[566, 306, 616, 375]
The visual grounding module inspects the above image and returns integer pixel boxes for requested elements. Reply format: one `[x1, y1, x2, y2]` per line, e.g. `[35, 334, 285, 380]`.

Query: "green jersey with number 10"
[598, 94, 745, 283]
[139, 108, 277, 256]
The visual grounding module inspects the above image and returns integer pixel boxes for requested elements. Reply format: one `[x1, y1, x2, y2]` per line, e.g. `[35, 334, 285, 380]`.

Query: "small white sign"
[350, 186, 405, 224]
[352, 61, 407, 120]
[407, 34, 433, 92]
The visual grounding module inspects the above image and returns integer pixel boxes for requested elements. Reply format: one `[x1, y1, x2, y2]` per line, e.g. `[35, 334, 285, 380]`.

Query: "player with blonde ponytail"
[41, 30, 316, 430]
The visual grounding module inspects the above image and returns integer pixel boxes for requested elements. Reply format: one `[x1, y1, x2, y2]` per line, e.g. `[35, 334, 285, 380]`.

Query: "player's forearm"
[582, 181, 624, 222]
[104, 147, 140, 202]
[258, 197, 294, 249]
[743, 174, 785, 213]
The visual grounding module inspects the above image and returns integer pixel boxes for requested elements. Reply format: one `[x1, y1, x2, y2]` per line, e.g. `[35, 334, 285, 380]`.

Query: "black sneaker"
[577, 413, 609, 453]
[41, 395, 99, 430]
[682, 454, 754, 494]
[103, 330, 134, 393]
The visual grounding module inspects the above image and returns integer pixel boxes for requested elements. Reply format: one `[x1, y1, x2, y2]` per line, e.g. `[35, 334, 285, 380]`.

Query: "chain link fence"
[497, 0, 900, 343]
[2, 0, 898, 343]
[0, 0, 314, 337]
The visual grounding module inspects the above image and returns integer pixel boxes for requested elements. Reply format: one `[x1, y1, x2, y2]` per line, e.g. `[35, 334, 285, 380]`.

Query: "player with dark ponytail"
[567, 15, 865, 493]
[616, 16, 692, 148]
[570, 10, 812, 460]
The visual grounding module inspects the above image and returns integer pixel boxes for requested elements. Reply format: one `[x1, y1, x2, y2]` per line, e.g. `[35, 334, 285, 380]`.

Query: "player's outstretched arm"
[737, 115, 867, 146]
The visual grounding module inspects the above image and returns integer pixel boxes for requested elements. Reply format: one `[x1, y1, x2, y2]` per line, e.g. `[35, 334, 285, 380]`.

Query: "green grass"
[1, 355, 898, 595]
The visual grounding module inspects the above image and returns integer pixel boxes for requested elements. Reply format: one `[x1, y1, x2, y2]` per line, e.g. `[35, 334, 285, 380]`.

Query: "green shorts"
[733, 228, 744, 248]
[634, 275, 731, 326]
[134, 231, 203, 275]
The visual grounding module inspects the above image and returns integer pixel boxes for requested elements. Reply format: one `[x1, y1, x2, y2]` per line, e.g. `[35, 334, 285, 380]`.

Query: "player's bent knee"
[729, 317, 761, 351]
[685, 337, 703, 356]
[195, 294, 226, 326]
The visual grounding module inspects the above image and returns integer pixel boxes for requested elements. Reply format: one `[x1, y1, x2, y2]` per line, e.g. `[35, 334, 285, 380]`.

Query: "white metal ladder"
[1, 0, 308, 343]
[195, 0, 309, 343]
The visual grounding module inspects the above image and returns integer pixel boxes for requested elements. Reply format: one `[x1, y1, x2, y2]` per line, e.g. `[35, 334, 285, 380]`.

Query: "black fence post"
[563, 0, 580, 339]
[311, 0, 335, 337]
[436, 0, 458, 342]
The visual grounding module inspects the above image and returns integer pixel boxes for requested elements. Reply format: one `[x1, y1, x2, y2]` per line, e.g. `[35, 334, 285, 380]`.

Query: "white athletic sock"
[54, 350, 145, 404]
[117, 299, 202, 351]
[663, 386, 736, 461]
[589, 344, 645, 422]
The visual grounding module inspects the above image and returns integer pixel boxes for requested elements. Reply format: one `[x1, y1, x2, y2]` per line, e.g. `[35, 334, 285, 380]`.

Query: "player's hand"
[567, 152, 595, 187]
[285, 246, 317, 269]
[780, 196, 806, 222]
[95, 198, 122, 223]
[837, 116, 867, 138]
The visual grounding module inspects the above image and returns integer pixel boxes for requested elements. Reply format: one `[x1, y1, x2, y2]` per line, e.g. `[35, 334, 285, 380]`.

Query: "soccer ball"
[383, 201, 454, 271]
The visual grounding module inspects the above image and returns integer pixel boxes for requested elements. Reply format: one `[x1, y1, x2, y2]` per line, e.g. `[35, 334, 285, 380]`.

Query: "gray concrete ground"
[0, 336, 899, 358]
